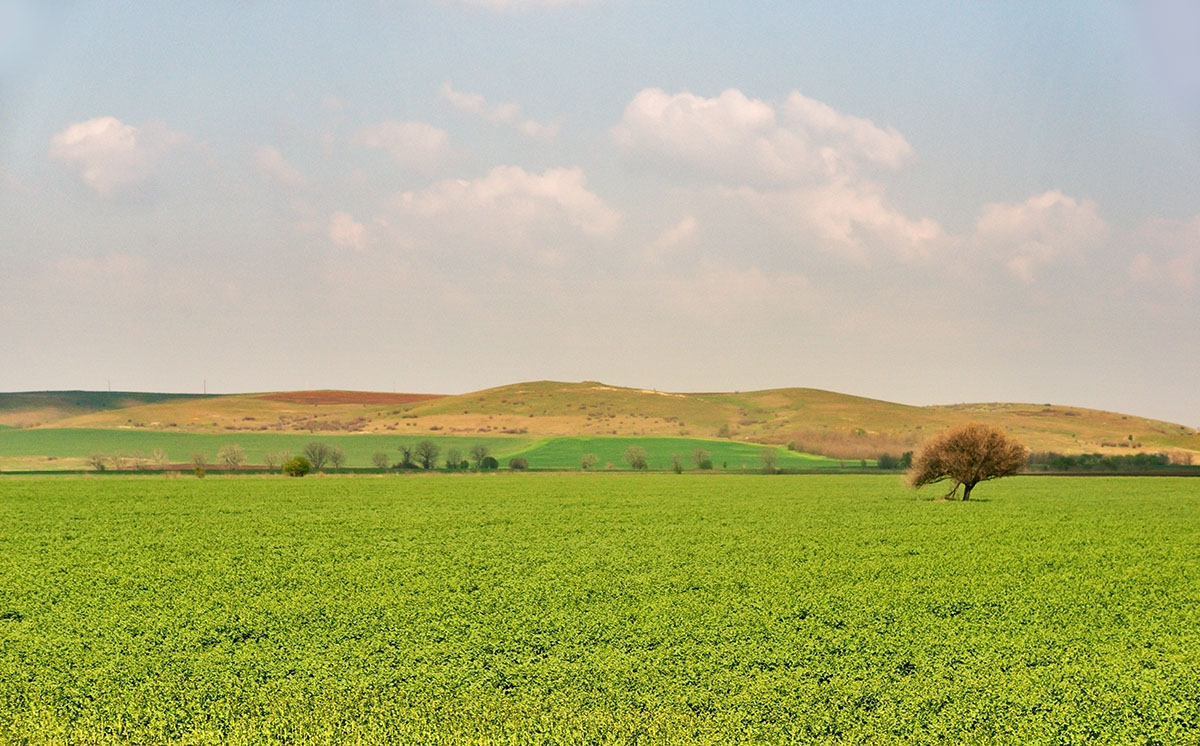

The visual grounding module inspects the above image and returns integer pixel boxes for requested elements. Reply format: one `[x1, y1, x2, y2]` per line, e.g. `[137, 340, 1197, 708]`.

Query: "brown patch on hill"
[256, 390, 445, 406]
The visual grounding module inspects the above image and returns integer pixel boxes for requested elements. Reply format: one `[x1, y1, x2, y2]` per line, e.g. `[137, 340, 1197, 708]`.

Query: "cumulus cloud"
[350, 120, 452, 172]
[612, 88, 912, 187]
[48, 116, 184, 197]
[253, 145, 308, 188]
[440, 82, 559, 139]
[974, 191, 1108, 281]
[329, 211, 367, 251]
[397, 165, 620, 236]
[612, 88, 940, 264]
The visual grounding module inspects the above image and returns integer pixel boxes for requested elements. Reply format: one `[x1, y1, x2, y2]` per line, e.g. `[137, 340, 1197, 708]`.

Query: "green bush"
[282, 456, 312, 477]
[508, 458, 528, 470]
[480, 456, 499, 471]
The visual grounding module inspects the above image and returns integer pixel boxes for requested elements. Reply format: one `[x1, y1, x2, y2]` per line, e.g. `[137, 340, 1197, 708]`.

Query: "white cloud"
[329, 211, 367, 251]
[1128, 213, 1200, 289]
[48, 116, 184, 197]
[655, 260, 812, 320]
[612, 88, 912, 187]
[647, 215, 698, 259]
[612, 88, 940, 264]
[440, 82, 559, 139]
[350, 120, 452, 172]
[974, 191, 1108, 281]
[397, 165, 620, 236]
[253, 145, 308, 188]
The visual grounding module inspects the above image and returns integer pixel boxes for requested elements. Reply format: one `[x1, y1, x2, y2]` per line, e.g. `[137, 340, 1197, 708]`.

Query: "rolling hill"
[2, 381, 1196, 464]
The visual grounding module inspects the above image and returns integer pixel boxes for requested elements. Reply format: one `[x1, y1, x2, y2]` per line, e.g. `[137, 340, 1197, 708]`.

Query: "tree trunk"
[962, 481, 975, 501]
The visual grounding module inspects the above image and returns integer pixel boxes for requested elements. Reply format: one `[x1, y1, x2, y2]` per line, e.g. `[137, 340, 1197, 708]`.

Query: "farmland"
[0, 430, 845, 472]
[1, 474, 1197, 744]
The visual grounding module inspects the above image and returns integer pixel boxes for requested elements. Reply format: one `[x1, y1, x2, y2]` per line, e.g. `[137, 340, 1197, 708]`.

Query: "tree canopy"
[908, 422, 1027, 501]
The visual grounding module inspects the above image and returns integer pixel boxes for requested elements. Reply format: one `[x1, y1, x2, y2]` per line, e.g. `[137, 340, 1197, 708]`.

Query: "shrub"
[508, 457, 528, 470]
[580, 453, 599, 470]
[480, 456, 499, 471]
[282, 456, 312, 477]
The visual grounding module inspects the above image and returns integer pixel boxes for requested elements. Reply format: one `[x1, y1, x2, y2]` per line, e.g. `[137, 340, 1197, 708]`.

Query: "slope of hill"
[0, 391, 211, 428]
[5, 382, 1198, 460]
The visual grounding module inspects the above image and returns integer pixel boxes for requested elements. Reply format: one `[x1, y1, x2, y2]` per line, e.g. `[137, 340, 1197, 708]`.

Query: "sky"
[1, 1, 1198, 425]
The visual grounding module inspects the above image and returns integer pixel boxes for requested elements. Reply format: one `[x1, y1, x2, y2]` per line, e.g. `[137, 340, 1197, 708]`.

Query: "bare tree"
[445, 447, 462, 470]
[128, 450, 148, 470]
[759, 448, 779, 474]
[670, 453, 684, 474]
[469, 444, 490, 470]
[304, 442, 331, 470]
[218, 444, 246, 469]
[692, 448, 712, 469]
[264, 451, 289, 471]
[372, 451, 390, 470]
[397, 443, 415, 469]
[328, 446, 346, 469]
[416, 440, 440, 470]
[150, 448, 169, 470]
[192, 453, 207, 469]
[909, 422, 1027, 501]
[623, 446, 649, 470]
[580, 453, 599, 471]
[87, 452, 108, 471]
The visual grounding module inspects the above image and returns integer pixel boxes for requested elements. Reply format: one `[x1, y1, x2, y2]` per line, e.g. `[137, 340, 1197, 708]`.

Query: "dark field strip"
[0, 475, 1198, 744]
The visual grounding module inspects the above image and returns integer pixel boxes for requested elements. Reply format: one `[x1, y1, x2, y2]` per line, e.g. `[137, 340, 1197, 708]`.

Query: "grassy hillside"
[0, 391, 210, 428]
[4, 381, 1198, 461]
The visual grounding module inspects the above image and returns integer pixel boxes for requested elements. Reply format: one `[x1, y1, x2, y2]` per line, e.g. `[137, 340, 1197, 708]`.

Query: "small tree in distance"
[372, 451, 390, 470]
[623, 446, 649, 470]
[469, 444, 490, 470]
[304, 442, 331, 470]
[282, 456, 311, 477]
[416, 440, 440, 470]
[580, 453, 599, 471]
[909, 422, 1027, 501]
[217, 444, 246, 469]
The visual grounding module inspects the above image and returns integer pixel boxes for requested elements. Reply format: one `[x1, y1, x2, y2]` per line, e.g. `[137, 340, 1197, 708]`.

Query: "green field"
[1, 474, 1197, 744]
[0, 430, 847, 472]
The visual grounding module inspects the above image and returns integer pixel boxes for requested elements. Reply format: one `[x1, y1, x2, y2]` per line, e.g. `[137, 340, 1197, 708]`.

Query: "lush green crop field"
[1, 475, 1198, 744]
[0, 429, 534, 471]
[0, 430, 844, 472]
[507, 436, 845, 471]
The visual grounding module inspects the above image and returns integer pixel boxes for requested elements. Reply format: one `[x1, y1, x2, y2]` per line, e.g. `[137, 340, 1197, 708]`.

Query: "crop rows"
[1, 475, 1198, 744]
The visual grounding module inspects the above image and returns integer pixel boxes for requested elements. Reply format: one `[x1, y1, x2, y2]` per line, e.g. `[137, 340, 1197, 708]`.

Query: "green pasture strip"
[0, 429, 848, 472]
[0, 429, 531, 468]
[507, 435, 848, 470]
[0, 475, 1197, 744]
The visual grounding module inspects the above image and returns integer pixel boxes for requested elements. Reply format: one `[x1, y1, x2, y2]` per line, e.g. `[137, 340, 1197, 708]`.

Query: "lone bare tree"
[909, 422, 1027, 501]
[372, 451, 390, 470]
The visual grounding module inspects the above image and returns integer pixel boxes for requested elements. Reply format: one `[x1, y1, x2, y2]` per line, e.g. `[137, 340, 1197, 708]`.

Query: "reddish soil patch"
[256, 390, 446, 406]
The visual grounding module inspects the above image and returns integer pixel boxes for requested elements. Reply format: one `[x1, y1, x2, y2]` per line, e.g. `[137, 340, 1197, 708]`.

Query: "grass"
[506, 435, 847, 470]
[0, 429, 533, 470]
[0, 430, 853, 472]
[0, 474, 1197, 743]
[9, 381, 1197, 459]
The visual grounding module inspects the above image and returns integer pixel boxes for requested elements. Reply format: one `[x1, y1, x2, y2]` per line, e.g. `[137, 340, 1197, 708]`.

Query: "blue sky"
[2, 0, 1198, 426]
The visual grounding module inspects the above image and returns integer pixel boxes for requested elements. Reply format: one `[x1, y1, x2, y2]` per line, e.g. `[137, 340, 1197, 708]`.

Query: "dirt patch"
[256, 391, 445, 406]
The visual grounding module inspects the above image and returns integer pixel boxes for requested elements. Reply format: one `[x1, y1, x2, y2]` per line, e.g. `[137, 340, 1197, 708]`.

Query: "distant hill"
[0, 391, 212, 428]
[3, 382, 1197, 459]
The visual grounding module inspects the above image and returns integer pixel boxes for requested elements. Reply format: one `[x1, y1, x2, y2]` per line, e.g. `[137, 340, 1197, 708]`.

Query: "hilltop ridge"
[1, 381, 1196, 460]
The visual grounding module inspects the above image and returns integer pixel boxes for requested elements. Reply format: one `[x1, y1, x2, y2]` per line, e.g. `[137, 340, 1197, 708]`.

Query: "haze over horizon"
[2, 2, 1198, 426]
